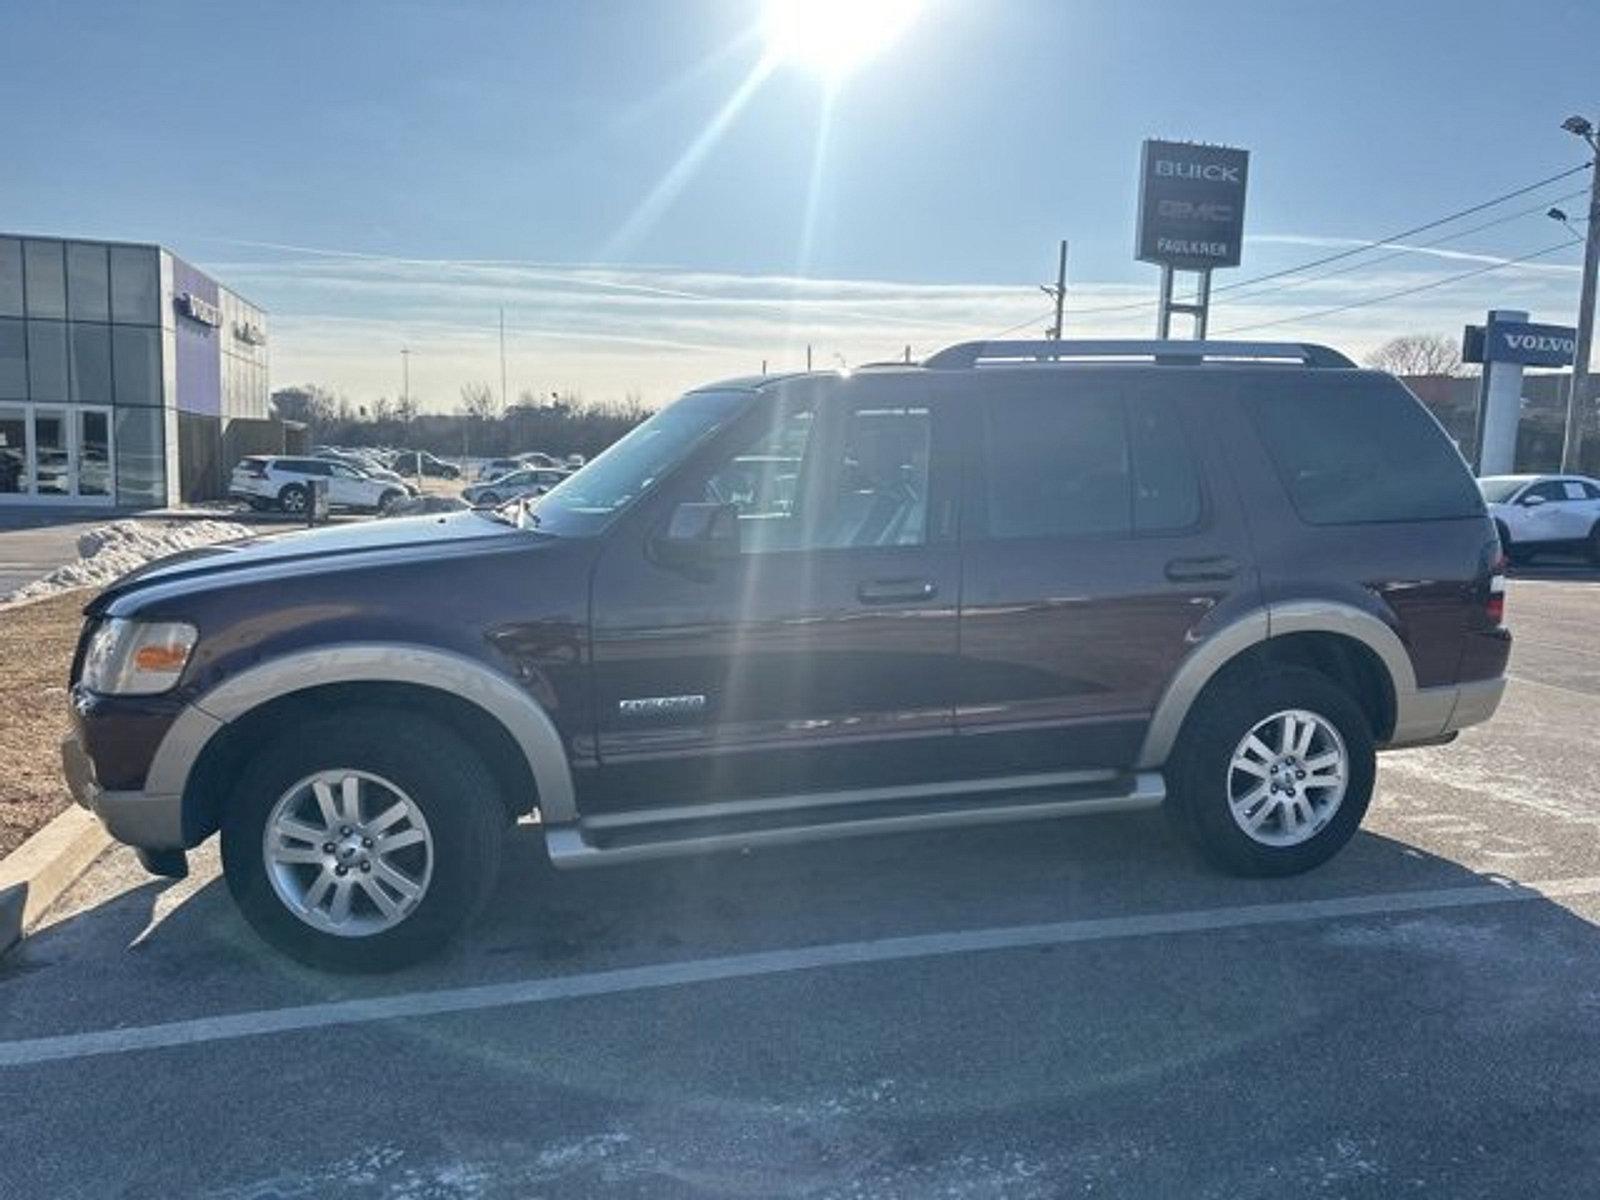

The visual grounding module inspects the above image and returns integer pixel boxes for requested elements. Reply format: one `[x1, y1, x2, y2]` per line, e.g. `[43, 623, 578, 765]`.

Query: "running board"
[544, 770, 1166, 869]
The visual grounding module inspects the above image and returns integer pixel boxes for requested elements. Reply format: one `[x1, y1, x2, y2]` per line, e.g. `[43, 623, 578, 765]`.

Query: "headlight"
[82, 619, 199, 695]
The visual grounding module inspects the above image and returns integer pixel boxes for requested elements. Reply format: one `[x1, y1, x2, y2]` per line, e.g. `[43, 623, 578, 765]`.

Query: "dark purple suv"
[62, 340, 1510, 969]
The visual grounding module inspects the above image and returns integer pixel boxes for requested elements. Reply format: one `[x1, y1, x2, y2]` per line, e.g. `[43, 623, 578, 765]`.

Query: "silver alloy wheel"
[281, 487, 306, 513]
[262, 769, 434, 937]
[1226, 708, 1349, 848]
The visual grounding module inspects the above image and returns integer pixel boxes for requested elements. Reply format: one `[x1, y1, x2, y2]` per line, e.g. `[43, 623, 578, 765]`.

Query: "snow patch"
[1, 519, 251, 606]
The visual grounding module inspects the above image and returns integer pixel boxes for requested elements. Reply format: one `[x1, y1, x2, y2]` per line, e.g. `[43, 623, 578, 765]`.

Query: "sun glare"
[763, 0, 923, 81]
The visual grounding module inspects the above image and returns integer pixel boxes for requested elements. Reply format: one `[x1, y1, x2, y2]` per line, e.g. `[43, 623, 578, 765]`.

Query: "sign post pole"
[1157, 265, 1174, 338]
[1194, 270, 1212, 339]
[1464, 311, 1577, 474]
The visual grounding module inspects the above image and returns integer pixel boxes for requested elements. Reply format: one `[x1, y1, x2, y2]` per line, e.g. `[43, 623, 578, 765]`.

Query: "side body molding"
[1135, 601, 1424, 770]
[147, 644, 577, 824]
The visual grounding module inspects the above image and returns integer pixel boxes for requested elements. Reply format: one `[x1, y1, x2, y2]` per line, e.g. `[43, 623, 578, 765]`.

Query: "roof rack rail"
[923, 339, 1354, 369]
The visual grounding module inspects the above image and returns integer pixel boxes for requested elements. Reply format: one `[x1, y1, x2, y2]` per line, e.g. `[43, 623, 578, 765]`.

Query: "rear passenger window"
[984, 392, 1129, 538]
[982, 388, 1202, 539]
[1128, 392, 1202, 532]
[1242, 378, 1482, 524]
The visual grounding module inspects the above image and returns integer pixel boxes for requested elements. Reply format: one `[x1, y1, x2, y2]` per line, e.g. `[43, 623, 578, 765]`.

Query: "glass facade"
[0, 234, 266, 507]
[0, 239, 23, 318]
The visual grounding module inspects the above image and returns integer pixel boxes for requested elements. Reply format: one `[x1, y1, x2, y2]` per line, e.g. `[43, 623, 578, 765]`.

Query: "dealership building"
[0, 234, 272, 508]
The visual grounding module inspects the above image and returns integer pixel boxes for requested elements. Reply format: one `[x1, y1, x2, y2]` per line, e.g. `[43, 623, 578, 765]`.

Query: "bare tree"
[269, 384, 338, 425]
[458, 381, 502, 422]
[395, 396, 419, 423]
[1365, 334, 1473, 377]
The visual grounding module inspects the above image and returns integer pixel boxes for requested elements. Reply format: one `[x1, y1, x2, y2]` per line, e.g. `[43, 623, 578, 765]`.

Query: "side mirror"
[653, 501, 739, 567]
[1521, 493, 1547, 507]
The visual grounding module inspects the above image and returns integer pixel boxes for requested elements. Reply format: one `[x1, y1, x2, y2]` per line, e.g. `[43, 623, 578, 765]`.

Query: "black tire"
[220, 709, 506, 972]
[377, 488, 403, 513]
[278, 483, 308, 515]
[1166, 665, 1375, 877]
[478, 491, 501, 507]
[1588, 521, 1600, 567]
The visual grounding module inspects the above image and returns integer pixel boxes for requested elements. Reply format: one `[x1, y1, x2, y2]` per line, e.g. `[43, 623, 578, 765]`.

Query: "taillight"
[244, 461, 267, 479]
[1486, 556, 1506, 625]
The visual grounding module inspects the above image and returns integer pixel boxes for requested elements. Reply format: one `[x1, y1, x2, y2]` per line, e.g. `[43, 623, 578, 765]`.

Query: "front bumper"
[61, 730, 186, 850]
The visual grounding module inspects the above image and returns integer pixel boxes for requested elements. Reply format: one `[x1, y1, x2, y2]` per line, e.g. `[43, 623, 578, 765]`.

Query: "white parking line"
[3, 875, 1598, 1070]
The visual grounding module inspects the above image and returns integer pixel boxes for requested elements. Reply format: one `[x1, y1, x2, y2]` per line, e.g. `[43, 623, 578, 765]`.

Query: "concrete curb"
[0, 806, 112, 955]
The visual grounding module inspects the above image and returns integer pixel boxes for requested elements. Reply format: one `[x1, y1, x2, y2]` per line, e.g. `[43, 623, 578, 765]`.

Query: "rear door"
[953, 368, 1258, 773]
[587, 375, 963, 812]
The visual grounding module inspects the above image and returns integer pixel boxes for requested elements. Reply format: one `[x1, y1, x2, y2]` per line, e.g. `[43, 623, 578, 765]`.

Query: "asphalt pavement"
[0, 519, 107, 597]
[3, 572, 1599, 1198]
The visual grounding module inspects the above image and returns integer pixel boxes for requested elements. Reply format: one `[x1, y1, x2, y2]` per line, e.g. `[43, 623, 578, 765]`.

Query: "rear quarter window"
[1241, 375, 1483, 524]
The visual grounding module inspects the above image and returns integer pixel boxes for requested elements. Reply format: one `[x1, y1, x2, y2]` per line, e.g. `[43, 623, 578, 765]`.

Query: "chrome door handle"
[1165, 556, 1239, 583]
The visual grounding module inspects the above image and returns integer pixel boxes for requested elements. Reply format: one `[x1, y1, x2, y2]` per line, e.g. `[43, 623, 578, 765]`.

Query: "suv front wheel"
[1167, 666, 1375, 876]
[220, 709, 506, 971]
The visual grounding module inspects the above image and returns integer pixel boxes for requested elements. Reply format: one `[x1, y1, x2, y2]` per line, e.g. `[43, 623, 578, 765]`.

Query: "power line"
[1216, 238, 1582, 335]
[1062, 163, 1593, 319]
[981, 309, 1055, 340]
[1213, 163, 1590, 296]
[1219, 186, 1590, 308]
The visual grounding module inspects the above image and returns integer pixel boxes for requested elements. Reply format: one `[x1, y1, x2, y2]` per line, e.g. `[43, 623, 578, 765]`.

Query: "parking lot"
[2, 570, 1598, 1198]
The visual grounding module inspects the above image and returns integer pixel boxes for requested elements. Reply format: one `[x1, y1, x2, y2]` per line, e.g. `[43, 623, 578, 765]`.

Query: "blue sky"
[5, 0, 1598, 406]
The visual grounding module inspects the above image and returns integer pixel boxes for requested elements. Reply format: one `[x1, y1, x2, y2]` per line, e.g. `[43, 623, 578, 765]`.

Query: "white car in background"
[459, 466, 568, 507]
[230, 456, 410, 515]
[1480, 473, 1600, 564]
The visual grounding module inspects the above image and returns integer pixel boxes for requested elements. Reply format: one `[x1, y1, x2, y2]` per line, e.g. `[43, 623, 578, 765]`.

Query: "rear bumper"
[1386, 676, 1506, 749]
[61, 730, 185, 850]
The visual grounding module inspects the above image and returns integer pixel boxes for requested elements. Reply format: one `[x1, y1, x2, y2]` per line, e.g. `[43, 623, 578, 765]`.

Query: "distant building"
[1403, 372, 1600, 475]
[0, 234, 272, 508]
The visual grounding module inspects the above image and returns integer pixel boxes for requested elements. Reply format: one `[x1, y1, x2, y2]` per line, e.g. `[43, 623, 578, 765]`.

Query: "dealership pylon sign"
[1136, 139, 1250, 338]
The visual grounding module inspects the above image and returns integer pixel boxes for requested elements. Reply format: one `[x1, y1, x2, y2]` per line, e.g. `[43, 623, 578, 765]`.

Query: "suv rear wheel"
[1167, 666, 1375, 876]
[220, 709, 506, 971]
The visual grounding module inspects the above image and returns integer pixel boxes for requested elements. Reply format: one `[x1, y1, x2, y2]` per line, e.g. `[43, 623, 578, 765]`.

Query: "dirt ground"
[0, 592, 88, 858]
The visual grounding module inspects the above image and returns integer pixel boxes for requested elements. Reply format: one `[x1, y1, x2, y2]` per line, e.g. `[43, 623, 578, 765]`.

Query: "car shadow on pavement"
[5, 812, 1593, 1043]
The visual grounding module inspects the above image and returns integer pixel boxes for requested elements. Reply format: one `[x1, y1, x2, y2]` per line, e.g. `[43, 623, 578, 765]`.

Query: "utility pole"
[1561, 117, 1600, 471]
[498, 308, 508, 412]
[400, 347, 411, 407]
[1041, 240, 1068, 339]
[806, 344, 813, 371]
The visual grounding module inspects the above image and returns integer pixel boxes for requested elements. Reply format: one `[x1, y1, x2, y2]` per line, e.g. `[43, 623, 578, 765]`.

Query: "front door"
[0, 404, 113, 503]
[587, 375, 961, 813]
[954, 370, 1257, 773]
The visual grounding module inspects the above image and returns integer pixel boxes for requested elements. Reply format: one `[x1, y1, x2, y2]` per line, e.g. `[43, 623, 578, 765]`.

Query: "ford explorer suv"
[62, 340, 1510, 970]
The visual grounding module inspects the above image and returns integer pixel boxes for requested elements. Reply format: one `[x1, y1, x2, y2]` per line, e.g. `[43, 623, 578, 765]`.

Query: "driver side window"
[700, 403, 818, 553]
[693, 397, 933, 554]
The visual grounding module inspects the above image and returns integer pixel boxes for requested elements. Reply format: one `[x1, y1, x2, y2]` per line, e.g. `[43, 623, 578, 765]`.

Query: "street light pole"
[1561, 118, 1600, 471]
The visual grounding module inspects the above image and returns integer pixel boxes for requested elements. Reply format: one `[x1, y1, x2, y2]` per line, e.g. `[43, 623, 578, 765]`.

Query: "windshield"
[1478, 477, 1529, 503]
[530, 390, 751, 536]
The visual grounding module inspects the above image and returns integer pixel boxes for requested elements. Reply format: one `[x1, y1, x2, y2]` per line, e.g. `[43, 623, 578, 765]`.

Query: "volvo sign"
[1486, 319, 1576, 367]
[1137, 139, 1250, 270]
